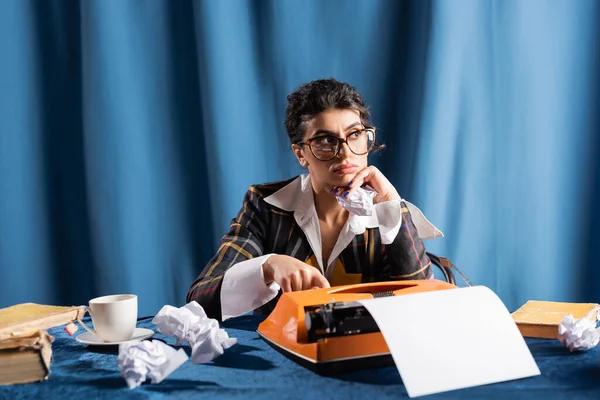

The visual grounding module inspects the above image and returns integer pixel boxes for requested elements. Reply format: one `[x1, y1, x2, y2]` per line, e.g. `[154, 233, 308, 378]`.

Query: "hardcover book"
[0, 330, 54, 385]
[511, 300, 600, 339]
[0, 303, 85, 341]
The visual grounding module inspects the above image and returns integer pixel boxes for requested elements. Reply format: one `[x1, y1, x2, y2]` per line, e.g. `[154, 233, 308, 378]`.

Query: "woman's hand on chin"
[330, 166, 400, 204]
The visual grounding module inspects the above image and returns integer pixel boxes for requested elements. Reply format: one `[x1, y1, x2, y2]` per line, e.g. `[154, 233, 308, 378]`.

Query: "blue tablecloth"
[1, 315, 600, 400]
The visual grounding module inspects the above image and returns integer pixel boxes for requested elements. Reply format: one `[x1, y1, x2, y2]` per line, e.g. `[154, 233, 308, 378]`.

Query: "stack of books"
[0, 303, 85, 385]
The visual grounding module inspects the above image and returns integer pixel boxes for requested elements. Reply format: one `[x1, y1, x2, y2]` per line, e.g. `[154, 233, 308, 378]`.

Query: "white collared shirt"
[220, 174, 442, 320]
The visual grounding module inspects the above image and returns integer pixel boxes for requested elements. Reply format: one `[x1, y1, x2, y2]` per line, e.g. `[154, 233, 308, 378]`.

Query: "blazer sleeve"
[379, 201, 433, 280]
[186, 186, 271, 320]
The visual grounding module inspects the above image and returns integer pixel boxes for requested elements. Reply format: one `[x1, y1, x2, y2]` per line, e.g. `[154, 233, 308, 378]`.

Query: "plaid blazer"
[186, 176, 433, 320]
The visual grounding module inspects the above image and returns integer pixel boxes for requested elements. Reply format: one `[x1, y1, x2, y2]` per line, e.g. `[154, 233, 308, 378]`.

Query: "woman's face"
[293, 108, 369, 189]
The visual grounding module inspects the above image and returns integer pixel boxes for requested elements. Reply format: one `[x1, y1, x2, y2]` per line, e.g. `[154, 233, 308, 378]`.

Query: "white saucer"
[75, 327, 155, 346]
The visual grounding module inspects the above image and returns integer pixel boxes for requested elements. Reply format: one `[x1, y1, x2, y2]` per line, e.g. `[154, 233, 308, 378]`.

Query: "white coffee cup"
[77, 294, 138, 342]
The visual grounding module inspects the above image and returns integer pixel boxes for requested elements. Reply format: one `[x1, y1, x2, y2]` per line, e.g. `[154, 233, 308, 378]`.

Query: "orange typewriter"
[257, 279, 457, 374]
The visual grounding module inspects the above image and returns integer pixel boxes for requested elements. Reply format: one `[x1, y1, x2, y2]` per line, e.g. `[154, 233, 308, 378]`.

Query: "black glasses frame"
[298, 128, 377, 161]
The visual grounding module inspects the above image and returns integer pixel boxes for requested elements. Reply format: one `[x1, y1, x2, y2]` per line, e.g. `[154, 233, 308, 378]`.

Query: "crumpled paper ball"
[152, 301, 237, 364]
[117, 339, 188, 389]
[558, 314, 600, 352]
[336, 186, 377, 216]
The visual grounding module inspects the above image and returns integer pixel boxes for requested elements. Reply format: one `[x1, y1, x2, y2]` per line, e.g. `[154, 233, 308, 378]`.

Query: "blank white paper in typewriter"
[358, 286, 540, 398]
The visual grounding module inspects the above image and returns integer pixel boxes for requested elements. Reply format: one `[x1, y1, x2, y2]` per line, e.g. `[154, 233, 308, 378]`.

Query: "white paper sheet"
[358, 286, 540, 397]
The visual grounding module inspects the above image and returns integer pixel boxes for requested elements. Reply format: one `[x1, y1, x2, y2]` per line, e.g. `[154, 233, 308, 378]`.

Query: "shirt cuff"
[403, 201, 444, 240]
[375, 199, 444, 244]
[375, 200, 403, 244]
[220, 254, 281, 321]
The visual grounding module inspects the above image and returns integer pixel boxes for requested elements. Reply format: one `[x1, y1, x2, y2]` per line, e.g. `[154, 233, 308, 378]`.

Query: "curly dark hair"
[284, 78, 371, 144]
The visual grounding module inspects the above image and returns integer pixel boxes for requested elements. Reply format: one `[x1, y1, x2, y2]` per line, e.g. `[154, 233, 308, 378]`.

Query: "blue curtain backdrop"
[0, 0, 598, 317]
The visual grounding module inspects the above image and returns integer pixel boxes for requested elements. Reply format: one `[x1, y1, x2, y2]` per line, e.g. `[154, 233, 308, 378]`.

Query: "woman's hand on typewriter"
[263, 255, 330, 292]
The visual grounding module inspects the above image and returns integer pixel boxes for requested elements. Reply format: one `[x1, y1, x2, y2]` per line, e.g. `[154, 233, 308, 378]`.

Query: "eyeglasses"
[298, 128, 377, 161]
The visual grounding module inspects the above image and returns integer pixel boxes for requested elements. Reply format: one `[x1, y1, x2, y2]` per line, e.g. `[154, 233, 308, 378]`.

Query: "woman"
[187, 78, 443, 321]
